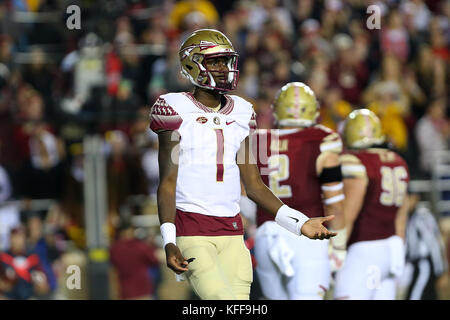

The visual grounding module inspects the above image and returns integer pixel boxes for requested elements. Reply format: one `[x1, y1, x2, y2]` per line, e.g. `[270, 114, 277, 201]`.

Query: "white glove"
[388, 235, 405, 278]
[328, 227, 347, 274]
[329, 246, 347, 274]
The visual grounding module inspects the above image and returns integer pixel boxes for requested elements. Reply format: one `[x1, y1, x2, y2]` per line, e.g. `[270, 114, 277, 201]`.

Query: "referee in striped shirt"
[402, 192, 449, 299]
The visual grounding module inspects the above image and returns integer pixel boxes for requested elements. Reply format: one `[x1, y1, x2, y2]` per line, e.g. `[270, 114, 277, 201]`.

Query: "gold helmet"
[179, 29, 239, 93]
[343, 109, 385, 149]
[272, 82, 319, 127]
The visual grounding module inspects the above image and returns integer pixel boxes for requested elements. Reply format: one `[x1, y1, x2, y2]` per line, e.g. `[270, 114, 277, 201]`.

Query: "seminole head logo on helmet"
[342, 109, 385, 149]
[179, 29, 239, 93]
[272, 82, 319, 128]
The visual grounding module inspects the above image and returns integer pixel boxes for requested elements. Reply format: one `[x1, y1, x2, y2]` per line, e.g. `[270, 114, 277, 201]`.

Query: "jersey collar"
[183, 92, 234, 115]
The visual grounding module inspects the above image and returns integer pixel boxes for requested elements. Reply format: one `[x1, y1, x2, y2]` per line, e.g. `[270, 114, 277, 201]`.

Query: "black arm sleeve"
[319, 165, 343, 184]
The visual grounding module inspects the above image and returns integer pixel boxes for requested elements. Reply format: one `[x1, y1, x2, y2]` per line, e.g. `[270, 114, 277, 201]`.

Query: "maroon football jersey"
[346, 149, 410, 246]
[254, 125, 341, 227]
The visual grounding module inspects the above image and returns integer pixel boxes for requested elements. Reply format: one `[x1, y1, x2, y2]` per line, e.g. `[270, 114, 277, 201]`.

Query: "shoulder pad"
[340, 154, 367, 179]
[320, 132, 343, 154]
[315, 124, 334, 134]
[149, 96, 183, 133]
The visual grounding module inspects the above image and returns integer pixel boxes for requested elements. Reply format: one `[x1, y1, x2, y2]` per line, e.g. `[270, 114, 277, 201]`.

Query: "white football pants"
[333, 236, 405, 300]
[254, 221, 330, 300]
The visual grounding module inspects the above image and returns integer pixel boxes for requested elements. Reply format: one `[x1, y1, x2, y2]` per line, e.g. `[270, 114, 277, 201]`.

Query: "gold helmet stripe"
[343, 109, 385, 149]
[273, 82, 319, 128]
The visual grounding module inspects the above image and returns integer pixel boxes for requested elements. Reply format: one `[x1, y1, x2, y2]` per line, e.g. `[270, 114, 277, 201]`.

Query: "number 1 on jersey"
[215, 129, 224, 182]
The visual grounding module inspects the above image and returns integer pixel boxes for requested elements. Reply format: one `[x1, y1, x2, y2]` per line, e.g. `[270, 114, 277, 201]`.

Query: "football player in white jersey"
[149, 29, 337, 300]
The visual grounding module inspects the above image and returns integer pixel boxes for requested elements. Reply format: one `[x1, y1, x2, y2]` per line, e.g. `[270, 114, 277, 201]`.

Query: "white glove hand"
[329, 246, 346, 274]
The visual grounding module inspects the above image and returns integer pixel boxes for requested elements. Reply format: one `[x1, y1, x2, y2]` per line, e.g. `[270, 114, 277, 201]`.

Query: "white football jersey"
[150, 92, 256, 217]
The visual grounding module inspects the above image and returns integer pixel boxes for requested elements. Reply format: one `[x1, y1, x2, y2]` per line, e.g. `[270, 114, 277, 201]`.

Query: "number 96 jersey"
[341, 148, 410, 246]
[149, 92, 256, 220]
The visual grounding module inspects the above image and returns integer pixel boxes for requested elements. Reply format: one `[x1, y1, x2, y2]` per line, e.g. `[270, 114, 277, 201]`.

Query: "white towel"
[268, 235, 295, 277]
[388, 235, 406, 277]
[258, 222, 296, 277]
[175, 273, 186, 282]
[29, 131, 60, 169]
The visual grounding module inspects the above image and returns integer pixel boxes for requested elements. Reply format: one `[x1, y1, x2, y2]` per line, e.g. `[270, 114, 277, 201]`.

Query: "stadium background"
[0, 0, 448, 299]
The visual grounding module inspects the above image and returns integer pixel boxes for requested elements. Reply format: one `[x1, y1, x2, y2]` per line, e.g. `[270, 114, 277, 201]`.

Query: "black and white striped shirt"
[0, 165, 12, 203]
[405, 206, 448, 276]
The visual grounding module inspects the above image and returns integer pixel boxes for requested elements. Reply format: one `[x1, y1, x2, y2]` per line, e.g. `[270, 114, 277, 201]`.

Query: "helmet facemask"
[179, 29, 240, 94]
[186, 52, 239, 93]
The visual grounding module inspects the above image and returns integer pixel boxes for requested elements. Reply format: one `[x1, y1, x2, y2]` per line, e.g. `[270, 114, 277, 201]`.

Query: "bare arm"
[237, 136, 284, 215]
[239, 180, 257, 224]
[316, 151, 345, 230]
[238, 136, 336, 240]
[317, 150, 347, 272]
[342, 177, 368, 239]
[156, 131, 188, 274]
[157, 131, 179, 225]
[395, 194, 410, 240]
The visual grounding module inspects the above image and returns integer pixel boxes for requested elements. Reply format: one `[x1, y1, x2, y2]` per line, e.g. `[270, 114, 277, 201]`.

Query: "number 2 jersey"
[149, 92, 256, 236]
[253, 125, 343, 227]
[341, 148, 410, 246]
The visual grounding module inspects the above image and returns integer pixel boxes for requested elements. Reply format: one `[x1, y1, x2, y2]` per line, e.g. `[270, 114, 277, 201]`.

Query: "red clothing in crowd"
[328, 61, 369, 105]
[110, 238, 159, 299]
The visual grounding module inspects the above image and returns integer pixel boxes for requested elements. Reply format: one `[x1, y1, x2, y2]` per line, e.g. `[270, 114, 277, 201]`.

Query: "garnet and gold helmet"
[343, 109, 385, 149]
[179, 29, 239, 93]
[272, 82, 319, 127]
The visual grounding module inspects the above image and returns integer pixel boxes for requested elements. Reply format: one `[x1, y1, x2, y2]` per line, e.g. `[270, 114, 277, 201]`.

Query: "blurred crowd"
[0, 0, 448, 299]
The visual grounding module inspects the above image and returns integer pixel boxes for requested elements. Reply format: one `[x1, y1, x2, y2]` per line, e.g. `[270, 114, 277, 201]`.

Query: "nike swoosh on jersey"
[226, 120, 236, 125]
